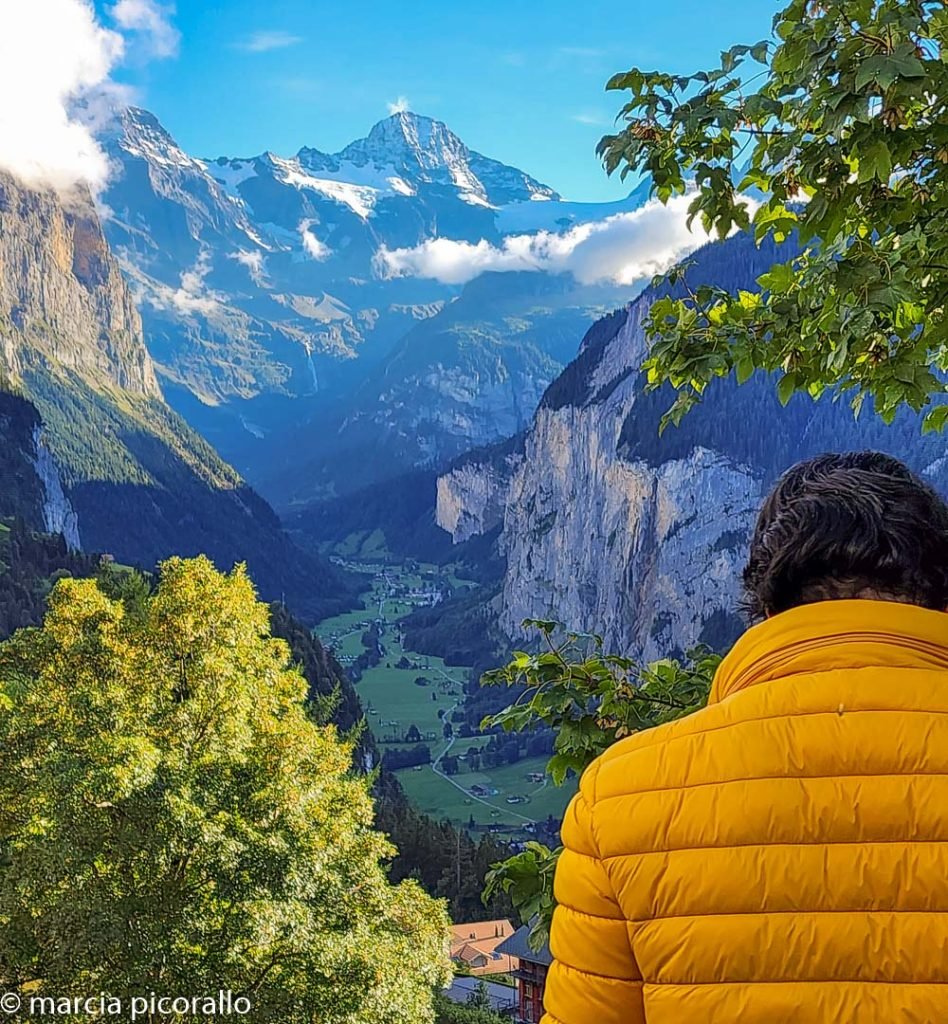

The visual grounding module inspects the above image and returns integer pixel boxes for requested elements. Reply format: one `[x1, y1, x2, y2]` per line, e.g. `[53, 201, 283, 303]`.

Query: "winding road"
[430, 666, 537, 827]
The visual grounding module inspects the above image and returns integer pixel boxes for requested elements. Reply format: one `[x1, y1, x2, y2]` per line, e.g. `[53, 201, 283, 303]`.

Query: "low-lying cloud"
[0, 0, 176, 194]
[299, 220, 330, 261]
[376, 194, 752, 287]
[229, 249, 268, 284]
[143, 250, 225, 317]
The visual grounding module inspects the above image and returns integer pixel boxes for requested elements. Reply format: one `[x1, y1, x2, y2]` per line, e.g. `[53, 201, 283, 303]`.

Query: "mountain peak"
[110, 106, 201, 173]
[341, 111, 470, 175]
[115, 106, 176, 147]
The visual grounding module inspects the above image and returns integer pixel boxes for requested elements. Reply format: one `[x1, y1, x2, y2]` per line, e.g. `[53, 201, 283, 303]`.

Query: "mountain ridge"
[99, 105, 646, 491]
[0, 169, 354, 620]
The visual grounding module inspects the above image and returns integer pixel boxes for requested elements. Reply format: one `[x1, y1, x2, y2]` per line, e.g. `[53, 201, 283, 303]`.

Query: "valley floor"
[313, 555, 573, 839]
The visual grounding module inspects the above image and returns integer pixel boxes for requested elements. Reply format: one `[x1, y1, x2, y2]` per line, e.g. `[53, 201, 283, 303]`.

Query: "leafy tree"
[598, 0, 948, 429]
[481, 621, 720, 949]
[467, 979, 492, 1010]
[0, 557, 450, 1023]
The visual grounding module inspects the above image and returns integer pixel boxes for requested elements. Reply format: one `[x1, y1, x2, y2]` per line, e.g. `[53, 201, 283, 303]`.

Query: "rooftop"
[450, 919, 518, 976]
[496, 925, 553, 967]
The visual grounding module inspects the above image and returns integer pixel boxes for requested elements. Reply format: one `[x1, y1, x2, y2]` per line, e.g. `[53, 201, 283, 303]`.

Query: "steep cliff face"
[436, 436, 525, 544]
[495, 294, 753, 659]
[500, 400, 760, 658]
[0, 172, 353, 620]
[0, 172, 158, 396]
[448, 232, 948, 659]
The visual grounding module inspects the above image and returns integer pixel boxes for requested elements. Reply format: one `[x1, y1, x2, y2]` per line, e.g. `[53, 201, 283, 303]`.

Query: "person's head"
[743, 451, 948, 620]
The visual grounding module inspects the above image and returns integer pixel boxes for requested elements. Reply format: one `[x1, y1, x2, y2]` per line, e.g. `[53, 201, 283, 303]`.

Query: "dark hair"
[743, 451, 948, 619]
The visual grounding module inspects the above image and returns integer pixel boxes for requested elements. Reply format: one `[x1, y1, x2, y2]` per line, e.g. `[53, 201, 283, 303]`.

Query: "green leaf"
[923, 406, 948, 434]
[597, 3, 947, 429]
[777, 373, 798, 406]
[858, 140, 892, 184]
[735, 355, 755, 385]
[757, 262, 796, 294]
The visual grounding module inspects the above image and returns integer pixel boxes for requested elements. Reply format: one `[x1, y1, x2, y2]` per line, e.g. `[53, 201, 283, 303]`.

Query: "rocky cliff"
[0, 171, 353, 620]
[442, 232, 948, 659]
[0, 172, 158, 395]
[436, 436, 524, 545]
[30, 424, 80, 550]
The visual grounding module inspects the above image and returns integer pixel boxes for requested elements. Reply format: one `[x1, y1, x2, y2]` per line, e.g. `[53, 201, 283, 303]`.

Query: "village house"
[495, 926, 552, 1023]
[449, 919, 518, 976]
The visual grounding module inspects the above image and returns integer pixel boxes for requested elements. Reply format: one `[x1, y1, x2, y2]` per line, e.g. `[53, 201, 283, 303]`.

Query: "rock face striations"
[0, 171, 351, 620]
[437, 232, 948, 659]
[0, 172, 158, 396]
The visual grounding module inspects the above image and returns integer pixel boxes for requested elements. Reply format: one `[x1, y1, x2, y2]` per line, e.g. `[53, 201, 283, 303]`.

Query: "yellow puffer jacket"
[543, 600, 948, 1023]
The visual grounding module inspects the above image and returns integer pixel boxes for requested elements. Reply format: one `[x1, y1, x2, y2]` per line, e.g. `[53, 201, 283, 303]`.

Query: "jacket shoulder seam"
[603, 705, 948, 772]
[595, 768, 948, 803]
[555, 899, 626, 922]
[601, 837, 948, 861]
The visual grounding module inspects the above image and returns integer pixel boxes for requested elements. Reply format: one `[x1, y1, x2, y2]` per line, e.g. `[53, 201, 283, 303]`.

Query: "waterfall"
[30, 426, 81, 551]
[306, 346, 319, 393]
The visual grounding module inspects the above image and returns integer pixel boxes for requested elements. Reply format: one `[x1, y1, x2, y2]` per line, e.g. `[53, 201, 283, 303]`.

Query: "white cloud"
[571, 113, 607, 126]
[299, 220, 330, 261]
[0, 0, 177, 194]
[110, 0, 179, 58]
[0, 0, 123, 192]
[236, 30, 303, 53]
[144, 250, 225, 317]
[376, 193, 757, 287]
[387, 96, 411, 115]
[229, 249, 267, 283]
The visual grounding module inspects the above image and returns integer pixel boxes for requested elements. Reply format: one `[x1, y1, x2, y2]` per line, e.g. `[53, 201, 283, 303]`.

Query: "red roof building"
[449, 919, 518, 976]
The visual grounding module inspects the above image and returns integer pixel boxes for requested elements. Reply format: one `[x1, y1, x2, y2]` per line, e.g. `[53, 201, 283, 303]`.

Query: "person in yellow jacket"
[543, 451, 948, 1024]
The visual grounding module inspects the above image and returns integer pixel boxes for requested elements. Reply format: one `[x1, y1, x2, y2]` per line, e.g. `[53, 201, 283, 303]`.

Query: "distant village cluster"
[322, 560, 444, 667]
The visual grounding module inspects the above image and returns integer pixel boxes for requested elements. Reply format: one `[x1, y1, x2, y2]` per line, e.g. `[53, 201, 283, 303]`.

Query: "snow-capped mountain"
[287, 110, 557, 209]
[100, 107, 642, 490]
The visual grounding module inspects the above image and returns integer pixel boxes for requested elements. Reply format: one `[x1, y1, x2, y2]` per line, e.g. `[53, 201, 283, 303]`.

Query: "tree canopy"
[598, 0, 948, 429]
[0, 557, 450, 1023]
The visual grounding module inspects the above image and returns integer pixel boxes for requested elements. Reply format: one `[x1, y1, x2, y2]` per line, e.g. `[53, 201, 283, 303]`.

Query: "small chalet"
[495, 925, 553, 1023]
[449, 919, 518, 976]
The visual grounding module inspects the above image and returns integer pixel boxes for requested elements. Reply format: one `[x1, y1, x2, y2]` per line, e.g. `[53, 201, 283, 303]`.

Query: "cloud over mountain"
[0, 0, 176, 193]
[376, 193, 749, 286]
[110, 0, 179, 58]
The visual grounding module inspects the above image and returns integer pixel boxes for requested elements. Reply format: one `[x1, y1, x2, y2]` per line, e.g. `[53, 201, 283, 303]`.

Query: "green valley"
[314, 555, 573, 837]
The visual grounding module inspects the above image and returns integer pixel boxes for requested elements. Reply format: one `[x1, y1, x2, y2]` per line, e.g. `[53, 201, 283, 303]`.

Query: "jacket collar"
[710, 599, 948, 704]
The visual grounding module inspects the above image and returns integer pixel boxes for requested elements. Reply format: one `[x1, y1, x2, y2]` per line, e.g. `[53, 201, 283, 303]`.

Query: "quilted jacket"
[542, 599, 948, 1023]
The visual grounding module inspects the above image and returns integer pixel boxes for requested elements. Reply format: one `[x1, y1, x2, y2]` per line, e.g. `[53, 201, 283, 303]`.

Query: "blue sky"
[102, 0, 778, 202]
